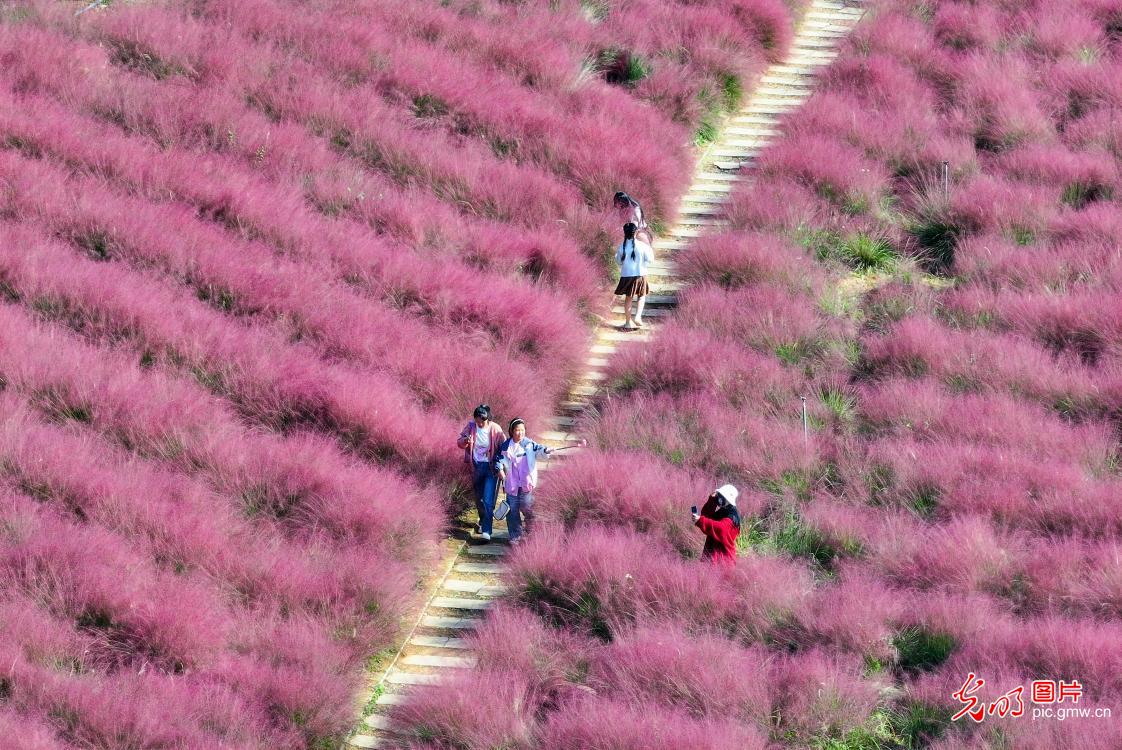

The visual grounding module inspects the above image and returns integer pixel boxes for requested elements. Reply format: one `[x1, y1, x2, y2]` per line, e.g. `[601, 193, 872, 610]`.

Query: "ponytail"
[622, 222, 638, 260]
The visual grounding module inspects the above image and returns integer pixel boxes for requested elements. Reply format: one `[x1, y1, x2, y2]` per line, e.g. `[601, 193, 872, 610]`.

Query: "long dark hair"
[714, 494, 741, 529]
[718, 504, 741, 529]
[614, 191, 639, 209]
[622, 222, 637, 260]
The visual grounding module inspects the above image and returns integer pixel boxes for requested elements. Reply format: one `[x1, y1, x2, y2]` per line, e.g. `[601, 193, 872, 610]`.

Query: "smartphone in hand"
[691, 505, 698, 515]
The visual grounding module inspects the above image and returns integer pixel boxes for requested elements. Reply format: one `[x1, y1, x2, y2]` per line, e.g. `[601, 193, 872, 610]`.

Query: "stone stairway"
[344, 1, 864, 746]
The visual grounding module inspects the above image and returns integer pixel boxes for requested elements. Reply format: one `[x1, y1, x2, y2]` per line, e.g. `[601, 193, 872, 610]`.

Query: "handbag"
[493, 487, 510, 521]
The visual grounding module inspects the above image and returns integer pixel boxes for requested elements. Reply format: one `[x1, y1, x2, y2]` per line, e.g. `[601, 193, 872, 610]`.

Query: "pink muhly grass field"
[0, 0, 800, 745]
[388, 1, 1122, 748]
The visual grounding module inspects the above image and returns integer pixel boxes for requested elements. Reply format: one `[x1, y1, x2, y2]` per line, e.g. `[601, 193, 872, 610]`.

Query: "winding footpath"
[345, 1, 866, 746]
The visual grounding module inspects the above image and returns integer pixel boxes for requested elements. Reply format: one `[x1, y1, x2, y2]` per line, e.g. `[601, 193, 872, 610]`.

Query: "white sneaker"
[633, 318, 645, 329]
[479, 532, 491, 541]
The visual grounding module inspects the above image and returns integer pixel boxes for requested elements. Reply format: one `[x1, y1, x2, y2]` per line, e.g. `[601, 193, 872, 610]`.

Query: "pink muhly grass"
[604, 322, 800, 410]
[844, 9, 954, 83]
[932, 1, 1005, 53]
[1022, 4, 1106, 61]
[803, 571, 902, 661]
[1014, 535, 1122, 618]
[468, 604, 592, 697]
[756, 133, 888, 214]
[860, 315, 1101, 412]
[994, 142, 1118, 200]
[536, 449, 714, 555]
[505, 526, 813, 645]
[768, 650, 882, 743]
[950, 286, 1122, 367]
[0, 708, 66, 750]
[582, 392, 811, 488]
[590, 624, 773, 727]
[537, 696, 768, 750]
[869, 514, 1025, 596]
[677, 283, 838, 356]
[946, 174, 1058, 243]
[950, 233, 1121, 293]
[950, 53, 1056, 153]
[678, 230, 818, 292]
[856, 377, 1115, 464]
[387, 669, 539, 750]
[722, 174, 827, 232]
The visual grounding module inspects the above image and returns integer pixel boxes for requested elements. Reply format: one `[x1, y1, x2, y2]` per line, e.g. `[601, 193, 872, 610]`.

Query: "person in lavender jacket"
[494, 418, 552, 545]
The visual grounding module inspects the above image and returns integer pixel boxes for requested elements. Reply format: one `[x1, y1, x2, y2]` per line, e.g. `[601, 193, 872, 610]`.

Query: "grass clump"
[892, 627, 956, 672]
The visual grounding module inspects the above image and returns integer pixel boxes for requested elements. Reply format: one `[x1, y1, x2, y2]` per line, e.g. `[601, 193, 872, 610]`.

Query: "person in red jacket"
[693, 484, 741, 564]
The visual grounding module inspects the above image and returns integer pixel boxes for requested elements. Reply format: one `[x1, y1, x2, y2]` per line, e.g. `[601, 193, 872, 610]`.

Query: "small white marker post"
[801, 396, 809, 450]
[942, 160, 950, 200]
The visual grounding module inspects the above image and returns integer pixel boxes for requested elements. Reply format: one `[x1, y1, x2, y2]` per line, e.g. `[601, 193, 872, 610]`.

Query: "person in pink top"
[456, 404, 506, 541]
[494, 418, 552, 545]
[614, 191, 654, 246]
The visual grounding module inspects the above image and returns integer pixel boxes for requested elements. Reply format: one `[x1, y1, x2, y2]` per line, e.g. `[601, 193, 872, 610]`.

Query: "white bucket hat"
[715, 484, 738, 507]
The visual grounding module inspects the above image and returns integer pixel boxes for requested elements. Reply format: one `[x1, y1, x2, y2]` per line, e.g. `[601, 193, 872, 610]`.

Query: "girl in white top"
[613, 222, 654, 329]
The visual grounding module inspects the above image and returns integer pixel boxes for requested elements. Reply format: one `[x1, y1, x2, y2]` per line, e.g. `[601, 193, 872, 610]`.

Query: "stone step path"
[344, 1, 865, 746]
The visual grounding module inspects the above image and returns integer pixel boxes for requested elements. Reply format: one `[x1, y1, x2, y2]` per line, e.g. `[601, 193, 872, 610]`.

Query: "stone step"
[410, 635, 470, 649]
[681, 193, 726, 204]
[421, 615, 481, 628]
[665, 227, 705, 239]
[454, 562, 503, 574]
[364, 715, 395, 731]
[755, 86, 811, 98]
[688, 182, 733, 194]
[805, 10, 860, 20]
[677, 204, 721, 215]
[400, 654, 477, 668]
[691, 168, 739, 180]
[741, 103, 796, 115]
[376, 692, 410, 706]
[783, 57, 835, 69]
[758, 75, 811, 87]
[431, 596, 492, 611]
[792, 35, 843, 48]
[800, 22, 853, 33]
[348, 734, 383, 749]
[609, 306, 670, 319]
[385, 671, 442, 686]
[789, 47, 839, 58]
[443, 579, 508, 596]
[673, 206, 718, 217]
[746, 96, 807, 108]
[724, 124, 781, 136]
[710, 147, 761, 158]
[713, 160, 751, 171]
[465, 544, 508, 557]
[766, 64, 820, 76]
